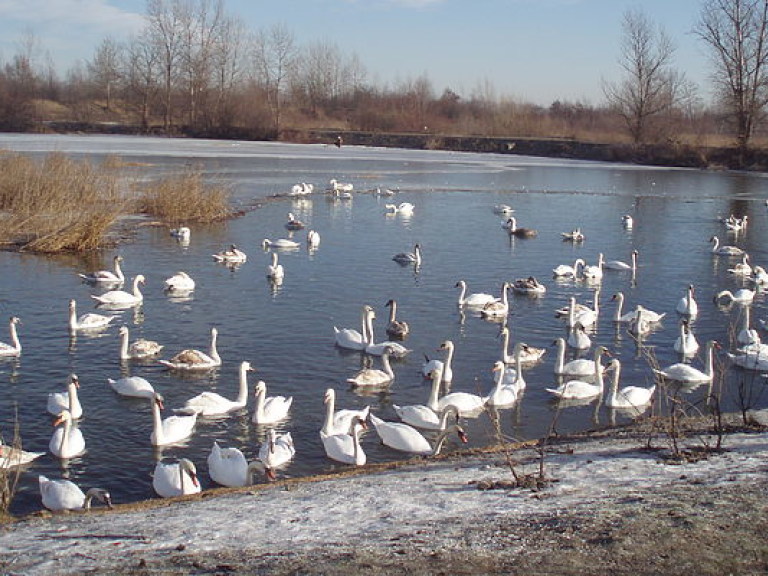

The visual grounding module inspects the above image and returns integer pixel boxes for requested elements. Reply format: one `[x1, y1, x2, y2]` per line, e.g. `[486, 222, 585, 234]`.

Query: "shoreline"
[2, 415, 767, 575]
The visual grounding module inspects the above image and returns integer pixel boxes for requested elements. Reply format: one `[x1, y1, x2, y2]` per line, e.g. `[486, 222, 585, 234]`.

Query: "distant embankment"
[36, 122, 768, 172]
[307, 130, 768, 172]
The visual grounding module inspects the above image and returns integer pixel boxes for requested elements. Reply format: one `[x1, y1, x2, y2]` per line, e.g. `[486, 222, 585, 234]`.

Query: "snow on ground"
[1, 427, 767, 575]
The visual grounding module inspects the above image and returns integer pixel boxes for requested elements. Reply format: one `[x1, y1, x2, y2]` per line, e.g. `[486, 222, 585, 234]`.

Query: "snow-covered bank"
[1, 423, 767, 575]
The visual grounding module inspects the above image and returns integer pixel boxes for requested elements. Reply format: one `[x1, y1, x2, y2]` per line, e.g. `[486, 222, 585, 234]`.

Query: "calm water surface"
[1, 134, 768, 515]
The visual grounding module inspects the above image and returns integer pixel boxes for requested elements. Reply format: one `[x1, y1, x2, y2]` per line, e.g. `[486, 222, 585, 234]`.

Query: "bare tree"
[210, 15, 246, 129]
[251, 23, 297, 136]
[603, 9, 692, 144]
[88, 37, 122, 111]
[146, 0, 184, 132]
[695, 0, 768, 152]
[124, 32, 161, 130]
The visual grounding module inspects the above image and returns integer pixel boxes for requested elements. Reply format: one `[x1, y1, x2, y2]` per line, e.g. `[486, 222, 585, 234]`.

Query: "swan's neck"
[119, 330, 129, 359]
[254, 387, 266, 419]
[592, 290, 600, 314]
[152, 401, 165, 445]
[427, 371, 442, 411]
[607, 365, 620, 404]
[179, 465, 188, 493]
[8, 322, 19, 351]
[114, 259, 124, 281]
[381, 353, 394, 378]
[443, 344, 454, 377]
[388, 302, 397, 323]
[555, 339, 566, 372]
[352, 425, 363, 464]
[133, 278, 143, 298]
[69, 305, 78, 330]
[58, 417, 71, 455]
[68, 383, 79, 413]
[614, 294, 624, 320]
[431, 426, 456, 456]
[360, 310, 369, 343]
[366, 312, 376, 345]
[235, 365, 249, 405]
[705, 343, 715, 377]
[209, 331, 220, 363]
[457, 283, 467, 305]
[322, 394, 335, 436]
[501, 331, 511, 362]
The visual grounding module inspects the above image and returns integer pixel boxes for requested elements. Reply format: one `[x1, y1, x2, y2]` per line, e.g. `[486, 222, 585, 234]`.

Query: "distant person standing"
[335, 135, 343, 148]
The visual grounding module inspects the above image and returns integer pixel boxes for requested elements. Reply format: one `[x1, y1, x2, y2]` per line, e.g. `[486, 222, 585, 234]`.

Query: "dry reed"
[137, 166, 232, 225]
[0, 152, 126, 252]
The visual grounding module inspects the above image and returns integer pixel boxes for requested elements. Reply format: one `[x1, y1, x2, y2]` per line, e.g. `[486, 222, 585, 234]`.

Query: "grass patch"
[0, 152, 126, 252]
[137, 166, 233, 225]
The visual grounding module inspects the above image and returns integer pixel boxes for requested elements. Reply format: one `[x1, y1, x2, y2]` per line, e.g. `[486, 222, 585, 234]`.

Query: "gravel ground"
[2, 417, 767, 575]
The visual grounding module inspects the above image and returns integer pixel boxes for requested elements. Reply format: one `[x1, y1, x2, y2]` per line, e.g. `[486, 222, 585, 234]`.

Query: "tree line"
[1, 0, 767, 154]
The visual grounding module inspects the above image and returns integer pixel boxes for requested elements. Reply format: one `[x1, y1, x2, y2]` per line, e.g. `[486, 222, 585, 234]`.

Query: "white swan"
[39, 476, 112, 512]
[394, 369, 450, 430]
[710, 235, 744, 256]
[753, 265, 768, 286]
[320, 416, 367, 465]
[251, 380, 293, 424]
[164, 271, 195, 292]
[604, 359, 655, 410]
[610, 292, 641, 323]
[0, 316, 21, 357]
[676, 284, 699, 316]
[433, 377, 487, 416]
[737, 305, 760, 347]
[207, 442, 261, 487]
[654, 340, 719, 384]
[422, 339, 455, 383]
[567, 322, 592, 350]
[262, 238, 300, 250]
[290, 182, 314, 195]
[118, 325, 163, 361]
[47, 374, 82, 420]
[480, 282, 510, 319]
[715, 288, 756, 304]
[392, 243, 422, 265]
[727, 345, 768, 370]
[149, 393, 197, 446]
[604, 249, 638, 272]
[492, 204, 514, 215]
[152, 458, 201, 498]
[213, 244, 247, 263]
[333, 306, 369, 351]
[329, 178, 354, 192]
[307, 229, 321, 248]
[499, 327, 546, 365]
[159, 326, 221, 370]
[581, 253, 604, 281]
[552, 258, 585, 278]
[347, 346, 395, 388]
[320, 388, 370, 436]
[565, 292, 598, 329]
[364, 307, 411, 357]
[384, 299, 409, 340]
[369, 413, 468, 455]
[486, 359, 519, 407]
[182, 360, 253, 416]
[107, 375, 155, 398]
[91, 274, 145, 307]
[49, 410, 85, 459]
[258, 429, 296, 481]
[455, 280, 499, 309]
[385, 202, 414, 215]
[560, 228, 585, 242]
[674, 319, 700, 356]
[1, 439, 44, 469]
[170, 226, 191, 242]
[68, 300, 113, 332]
[553, 339, 609, 378]
[266, 252, 285, 281]
[621, 214, 633, 229]
[78, 255, 124, 284]
[546, 348, 608, 400]
[728, 254, 752, 276]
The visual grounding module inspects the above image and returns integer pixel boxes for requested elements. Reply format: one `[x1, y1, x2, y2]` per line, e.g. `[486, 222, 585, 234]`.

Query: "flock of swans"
[4, 178, 768, 515]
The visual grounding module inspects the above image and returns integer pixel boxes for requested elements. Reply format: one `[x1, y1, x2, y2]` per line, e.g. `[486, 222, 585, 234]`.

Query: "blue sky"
[0, 0, 708, 106]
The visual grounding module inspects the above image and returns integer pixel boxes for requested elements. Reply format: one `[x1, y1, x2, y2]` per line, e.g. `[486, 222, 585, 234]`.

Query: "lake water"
[1, 133, 768, 516]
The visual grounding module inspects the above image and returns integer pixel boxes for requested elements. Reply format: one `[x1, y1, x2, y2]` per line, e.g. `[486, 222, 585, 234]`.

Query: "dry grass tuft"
[137, 166, 232, 225]
[0, 152, 126, 252]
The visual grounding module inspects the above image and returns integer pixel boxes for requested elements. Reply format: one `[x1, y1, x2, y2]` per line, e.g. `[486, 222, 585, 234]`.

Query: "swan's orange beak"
[266, 468, 277, 481]
[156, 398, 165, 410]
[189, 471, 199, 487]
[458, 429, 469, 443]
[52, 415, 64, 427]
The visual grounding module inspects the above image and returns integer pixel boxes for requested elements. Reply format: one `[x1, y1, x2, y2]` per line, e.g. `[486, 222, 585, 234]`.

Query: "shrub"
[0, 152, 126, 252]
[137, 166, 232, 225]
